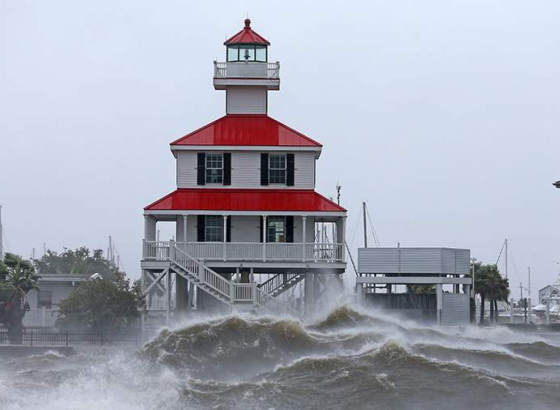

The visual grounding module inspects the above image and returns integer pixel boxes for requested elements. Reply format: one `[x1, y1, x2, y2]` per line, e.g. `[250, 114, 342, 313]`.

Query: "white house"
[141, 19, 347, 318]
[24, 274, 89, 328]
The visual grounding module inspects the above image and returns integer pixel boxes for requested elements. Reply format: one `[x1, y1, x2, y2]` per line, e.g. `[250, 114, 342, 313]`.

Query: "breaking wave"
[1, 305, 560, 409]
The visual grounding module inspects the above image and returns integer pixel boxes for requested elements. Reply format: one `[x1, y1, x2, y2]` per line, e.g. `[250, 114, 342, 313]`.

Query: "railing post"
[223, 215, 228, 261]
[302, 216, 307, 262]
[169, 240, 175, 261]
[230, 283, 235, 303]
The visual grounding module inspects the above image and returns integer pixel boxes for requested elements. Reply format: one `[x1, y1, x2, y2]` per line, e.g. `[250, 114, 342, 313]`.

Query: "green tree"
[33, 247, 119, 276]
[56, 272, 143, 332]
[0, 253, 41, 344]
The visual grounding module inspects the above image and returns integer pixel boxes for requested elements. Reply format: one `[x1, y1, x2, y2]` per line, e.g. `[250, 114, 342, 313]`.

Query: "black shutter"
[286, 153, 295, 186]
[197, 215, 205, 242]
[227, 216, 232, 242]
[260, 153, 269, 186]
[197, 153, 206, 186]
[286, 216, 294, 243]
[223, 153, 231, 186]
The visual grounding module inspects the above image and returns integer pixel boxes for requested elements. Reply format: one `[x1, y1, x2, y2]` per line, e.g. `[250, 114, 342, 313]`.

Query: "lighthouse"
[141, 19, 347, 319]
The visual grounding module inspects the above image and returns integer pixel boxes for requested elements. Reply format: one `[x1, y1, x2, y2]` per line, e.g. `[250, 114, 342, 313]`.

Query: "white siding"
[177, 151, 197, 187]
[226, 87, 267, 114]
[177, 151, 316, 189]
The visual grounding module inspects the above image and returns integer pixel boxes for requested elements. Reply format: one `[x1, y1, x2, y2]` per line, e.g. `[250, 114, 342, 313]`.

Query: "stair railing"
[171, 244, 232, 300]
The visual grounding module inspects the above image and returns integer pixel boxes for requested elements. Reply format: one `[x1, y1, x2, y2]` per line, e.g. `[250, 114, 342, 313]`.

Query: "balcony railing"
[214, 61, 280, 79]
[143, 240, 344, 264]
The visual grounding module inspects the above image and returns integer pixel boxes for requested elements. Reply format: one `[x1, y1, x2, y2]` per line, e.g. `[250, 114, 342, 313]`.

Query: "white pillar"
[223, 215, 228, 261]
[183, 214, 188, 244]
[302, 216, 307, 261]
[165, 269, 171, 323]
[262, 215, 267, 261]
[436, 283, 443, 325]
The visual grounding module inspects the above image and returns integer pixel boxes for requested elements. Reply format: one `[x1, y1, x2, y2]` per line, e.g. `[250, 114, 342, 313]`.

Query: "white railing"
[233, 283, 254, 302]
[214, 61, 280, 79]
[145, 241, 344, 263]
[143, 241, 170, 260]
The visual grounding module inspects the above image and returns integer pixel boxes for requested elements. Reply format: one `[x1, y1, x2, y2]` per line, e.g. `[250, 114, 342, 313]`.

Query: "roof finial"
[244, 17, 251, 29]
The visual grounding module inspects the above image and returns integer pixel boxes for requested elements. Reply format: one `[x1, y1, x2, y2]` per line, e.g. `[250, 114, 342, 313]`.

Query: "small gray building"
[356, 247, 472, 325]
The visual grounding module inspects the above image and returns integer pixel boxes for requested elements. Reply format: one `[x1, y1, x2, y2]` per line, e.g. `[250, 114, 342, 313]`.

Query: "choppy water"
[1, 305, 560, 410]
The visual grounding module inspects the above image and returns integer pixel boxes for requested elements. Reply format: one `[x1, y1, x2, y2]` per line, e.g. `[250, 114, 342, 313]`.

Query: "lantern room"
[224, 19, 270, 62]
[214, 19, 280, 91]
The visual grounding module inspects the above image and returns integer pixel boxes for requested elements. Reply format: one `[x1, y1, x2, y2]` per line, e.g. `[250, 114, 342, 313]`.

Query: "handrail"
[254, 286, 302, 319]
[171, 245, 231, 300]
[258, 273, 301, 296]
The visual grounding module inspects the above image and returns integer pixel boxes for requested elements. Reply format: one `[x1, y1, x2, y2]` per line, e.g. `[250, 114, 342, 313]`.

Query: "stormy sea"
[1, 305, 560, 410]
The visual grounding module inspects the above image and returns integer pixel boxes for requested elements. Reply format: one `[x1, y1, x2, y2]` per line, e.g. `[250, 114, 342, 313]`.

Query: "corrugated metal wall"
[177, 151, 316, 189]
[441, 293, 470, 325]
[358, 248, 470, 274]
[226, 87, 267, 114]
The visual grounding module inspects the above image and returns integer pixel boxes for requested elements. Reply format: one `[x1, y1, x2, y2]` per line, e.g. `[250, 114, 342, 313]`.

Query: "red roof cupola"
[224, 19, 270, 46]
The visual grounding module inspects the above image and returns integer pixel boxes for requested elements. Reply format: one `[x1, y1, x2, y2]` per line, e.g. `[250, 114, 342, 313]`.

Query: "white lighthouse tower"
[141, 19, 347, 320]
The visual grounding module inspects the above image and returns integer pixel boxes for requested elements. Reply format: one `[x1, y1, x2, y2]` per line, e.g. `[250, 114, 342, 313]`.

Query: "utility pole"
[504, 238, 508, 279]
[336, 183, 341, 205]
[0, 205, 3, 260]
[519, 282, 523, 303]
[527, 267, 531, 298]
[362, 202, 368, 248]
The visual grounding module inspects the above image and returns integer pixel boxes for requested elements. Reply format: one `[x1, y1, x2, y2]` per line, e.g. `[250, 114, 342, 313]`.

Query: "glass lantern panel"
[227, 46, 239, 62]
[239, 46, 255, 61]
[255, 46, 267, 62]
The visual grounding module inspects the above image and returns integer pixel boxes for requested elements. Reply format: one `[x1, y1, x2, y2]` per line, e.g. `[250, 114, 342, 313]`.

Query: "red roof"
[225, 19, 270, 45]
[145, 189, 346, 212]
[171, 115, 322, 147]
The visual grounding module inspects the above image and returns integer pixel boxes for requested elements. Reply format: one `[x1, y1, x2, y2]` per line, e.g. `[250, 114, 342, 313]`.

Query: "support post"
[510, 298, 514, 324]
[302, 216, 307, 262]
[436, 284, 443, 325]
[223, 215, 228, 261]
[183, 214, 188, 244]
[546, 297, 550, 325]
[262, 215, 267, 261]
[304, 273, 315, 317]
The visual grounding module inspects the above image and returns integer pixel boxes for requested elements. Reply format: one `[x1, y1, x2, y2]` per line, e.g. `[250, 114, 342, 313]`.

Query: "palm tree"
[474, 264, 509, 324]
[0, 253, 41, 344]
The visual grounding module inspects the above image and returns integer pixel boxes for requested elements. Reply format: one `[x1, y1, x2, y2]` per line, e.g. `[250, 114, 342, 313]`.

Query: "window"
[269, 154, 286, 184]
[226, 45, 267, 62]
[268, 217, 286, 243]
[205, 216, 224, 242]
[38, 290, 52, 309]
[206, 153, 223, 184]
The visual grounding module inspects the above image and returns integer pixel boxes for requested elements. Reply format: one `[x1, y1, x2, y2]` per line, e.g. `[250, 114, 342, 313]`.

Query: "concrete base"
[0, 345, 75, 358]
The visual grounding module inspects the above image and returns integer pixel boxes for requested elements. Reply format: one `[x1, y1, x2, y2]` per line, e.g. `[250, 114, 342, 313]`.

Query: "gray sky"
[1, 0, 559, 296]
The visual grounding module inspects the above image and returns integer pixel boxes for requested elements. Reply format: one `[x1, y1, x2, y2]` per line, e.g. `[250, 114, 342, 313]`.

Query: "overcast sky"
[1, 0, 559, 296]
